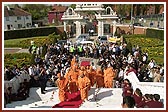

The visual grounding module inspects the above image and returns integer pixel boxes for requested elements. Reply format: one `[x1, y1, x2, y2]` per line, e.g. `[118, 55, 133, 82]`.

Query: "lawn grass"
[4, 36, 50, 48]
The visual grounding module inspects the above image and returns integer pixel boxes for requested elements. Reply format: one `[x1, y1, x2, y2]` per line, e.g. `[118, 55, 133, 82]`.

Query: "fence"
[133, 14, 164, 28]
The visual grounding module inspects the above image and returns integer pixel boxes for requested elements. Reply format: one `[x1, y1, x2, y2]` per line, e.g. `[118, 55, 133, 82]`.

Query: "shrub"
[19, 37, 52, 48]
[123, 34, 164, 65]
[146, 28, 164, 40]
[48, 32, 61, 44]
[4, 53, 32, 68]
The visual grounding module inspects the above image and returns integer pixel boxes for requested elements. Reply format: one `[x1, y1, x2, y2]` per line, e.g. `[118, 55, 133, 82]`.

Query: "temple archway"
[61, 4, 118, 37]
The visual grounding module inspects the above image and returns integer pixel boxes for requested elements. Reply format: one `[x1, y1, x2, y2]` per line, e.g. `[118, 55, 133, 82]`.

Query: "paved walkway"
[4, 48, 29, 54]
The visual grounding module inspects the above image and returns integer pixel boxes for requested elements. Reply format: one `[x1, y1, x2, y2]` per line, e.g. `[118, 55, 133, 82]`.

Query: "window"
[6, 17, 9, 21]
[18, 24, 22, 28]
[69, 9, 72, 15]
[107, 8, 111, 15]
[26, 23, 31, 27]
[26, 16, 29, 19]
[17, 16, 21, 20]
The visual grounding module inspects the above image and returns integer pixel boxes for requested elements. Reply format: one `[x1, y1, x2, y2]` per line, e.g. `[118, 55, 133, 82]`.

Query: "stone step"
[6, 87, 123, 109]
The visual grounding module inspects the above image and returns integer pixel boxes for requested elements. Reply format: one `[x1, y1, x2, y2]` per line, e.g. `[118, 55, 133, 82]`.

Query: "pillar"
[98, 20, 104, 36]
[102, 21, 104, 36]
[82, 24, 85, 34]
[76, 21, 81, 37]
[110, 24, 113, 34]
[113, 20, 116, 37]
[64, 21, 67, 32]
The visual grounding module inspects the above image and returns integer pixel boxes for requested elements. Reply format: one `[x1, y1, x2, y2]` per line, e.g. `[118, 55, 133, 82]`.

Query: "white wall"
[124, 72, 165, 100]
[4, 72, 31, 94]
[4, 15, 32, 30]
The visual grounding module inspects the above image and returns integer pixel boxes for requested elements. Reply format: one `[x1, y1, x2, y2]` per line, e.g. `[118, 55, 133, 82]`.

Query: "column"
[113, 20, 116, 37]
[76, 21, 81, 37]
[82, 24, 85, 34]
[101, 20, 104, 36]
[64, 21, 66, 32]
[98, 20, 103, 36]
[110, 24, 113, 34]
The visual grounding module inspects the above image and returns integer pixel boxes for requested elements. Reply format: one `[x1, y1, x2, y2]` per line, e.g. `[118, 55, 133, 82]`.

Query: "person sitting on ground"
[17, 83, 29, 100]
[4, 87, 13, 103]
[122, 96, 135, 108]
[136, 94, 150, 108]
[121, 78, 130, 88]
[4, 87, 18, 103]
[133, 88, 143, 107]
[23, 79, 30, 94]
[122, 82, 133, 97]
[145, 94, 163, 108]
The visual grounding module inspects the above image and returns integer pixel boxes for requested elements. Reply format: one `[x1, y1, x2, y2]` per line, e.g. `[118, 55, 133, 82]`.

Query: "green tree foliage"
[70, 4, 76, 9]
[48, 32, 61, 44]
[4, 53, 32, 68]
[22, 4, 52, 20]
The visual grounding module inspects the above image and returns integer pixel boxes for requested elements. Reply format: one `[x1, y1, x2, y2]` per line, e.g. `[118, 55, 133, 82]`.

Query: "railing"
[4, 71, 31, 94]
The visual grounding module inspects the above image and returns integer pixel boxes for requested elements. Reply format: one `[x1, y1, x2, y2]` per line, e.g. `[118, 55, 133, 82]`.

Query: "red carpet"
[52, 91, 83, 108]
[80, 61, 90, 66]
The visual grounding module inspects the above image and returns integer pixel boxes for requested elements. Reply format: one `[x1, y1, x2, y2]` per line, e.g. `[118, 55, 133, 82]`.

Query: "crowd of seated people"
[4, 79, 30, 104]
[121, 79, 163, 108]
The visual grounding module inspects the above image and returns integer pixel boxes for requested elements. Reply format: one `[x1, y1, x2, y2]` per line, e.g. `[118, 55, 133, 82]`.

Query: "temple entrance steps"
[6, 87, 123, 109]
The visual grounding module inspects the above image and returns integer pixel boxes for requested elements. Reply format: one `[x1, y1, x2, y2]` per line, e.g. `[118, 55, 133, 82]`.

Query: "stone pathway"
[4, 48, 29, 54]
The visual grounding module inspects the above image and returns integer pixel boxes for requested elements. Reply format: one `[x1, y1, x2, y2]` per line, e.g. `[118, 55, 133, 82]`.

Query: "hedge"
[146, 28, 164, 40]
[123, 34, 164, 65]
[4, 26, 57, 40]
[4, 53, 32, 68]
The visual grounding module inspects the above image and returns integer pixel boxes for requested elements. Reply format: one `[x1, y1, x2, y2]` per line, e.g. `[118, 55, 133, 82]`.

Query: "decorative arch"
[106, 8, 111, 15]
[106, 6, 116, 15]
[66, 7, 76, 15]
[62, 4, 118, 37]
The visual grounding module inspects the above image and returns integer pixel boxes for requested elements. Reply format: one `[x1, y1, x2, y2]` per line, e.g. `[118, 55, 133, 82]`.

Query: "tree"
[155, 4, 162, 14]
[70, 4, 76, 9]
[22, 4, 52, 20]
